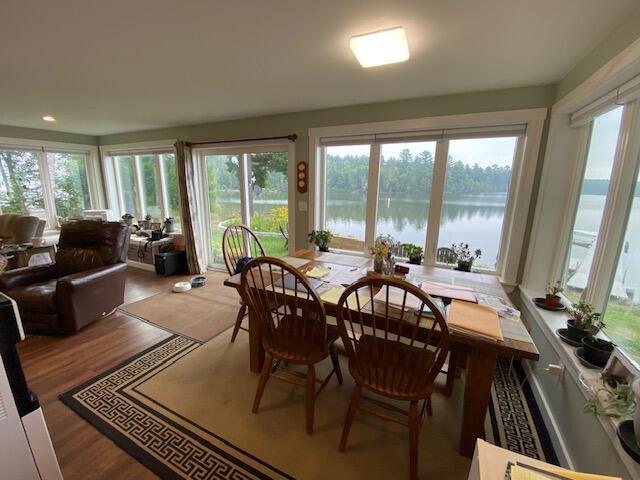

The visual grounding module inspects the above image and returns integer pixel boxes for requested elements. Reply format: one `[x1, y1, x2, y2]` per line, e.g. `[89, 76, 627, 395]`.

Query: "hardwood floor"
[17, 268, 198, 479]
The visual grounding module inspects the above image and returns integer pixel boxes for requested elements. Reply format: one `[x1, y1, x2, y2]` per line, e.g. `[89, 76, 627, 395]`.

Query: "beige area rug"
[119, 271, 242, 342]
[60, 327, 557, 479]
[62, 328, 472, 479]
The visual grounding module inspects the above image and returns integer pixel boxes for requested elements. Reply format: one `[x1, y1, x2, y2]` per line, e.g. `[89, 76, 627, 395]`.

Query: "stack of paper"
[420, 281, 477, 303]
[447, 299, 503, 341]
[373, 286, 423, 311]
[320, 285, 370, 310]
[305, 266, 331, 279]
[507, 461, 621, 480]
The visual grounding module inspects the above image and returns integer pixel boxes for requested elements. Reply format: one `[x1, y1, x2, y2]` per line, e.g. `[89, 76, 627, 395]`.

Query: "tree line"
[327, 149, 512, 197]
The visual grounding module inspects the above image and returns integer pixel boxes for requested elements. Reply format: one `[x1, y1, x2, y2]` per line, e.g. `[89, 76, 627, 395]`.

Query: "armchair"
[0, 220, 129, 335]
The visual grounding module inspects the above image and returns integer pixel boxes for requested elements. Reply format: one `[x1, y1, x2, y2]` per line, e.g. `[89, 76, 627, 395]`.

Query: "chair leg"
[339, 385, 362, 452]
[444, 348, 458, 397]
[252, 354, 273, 413]
[230, 304, 246, 343]
[306, 364, 316, 435]
[426, 396, 433, 417]
[409, 401, 420, 480]
[329, 344, 343, 385]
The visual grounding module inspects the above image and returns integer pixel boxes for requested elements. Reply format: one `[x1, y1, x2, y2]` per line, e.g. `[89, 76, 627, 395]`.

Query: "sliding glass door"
[199, 145, 290, 267]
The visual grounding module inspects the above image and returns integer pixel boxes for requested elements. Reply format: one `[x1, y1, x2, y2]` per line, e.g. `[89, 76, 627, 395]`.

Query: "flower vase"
[383, 255, 395, 275]
[374, 255, 384, 274]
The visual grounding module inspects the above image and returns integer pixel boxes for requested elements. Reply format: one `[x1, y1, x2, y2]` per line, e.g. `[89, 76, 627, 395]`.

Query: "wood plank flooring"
[17, 268, 202, 479]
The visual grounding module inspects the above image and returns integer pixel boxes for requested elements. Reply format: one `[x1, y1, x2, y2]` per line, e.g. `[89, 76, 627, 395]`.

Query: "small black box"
[154, 251, 187, 276]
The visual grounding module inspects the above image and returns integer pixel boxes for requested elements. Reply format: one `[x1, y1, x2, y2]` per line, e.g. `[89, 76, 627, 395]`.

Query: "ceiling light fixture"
[350, 26, 410, 68]
[42, 115, 56, 122]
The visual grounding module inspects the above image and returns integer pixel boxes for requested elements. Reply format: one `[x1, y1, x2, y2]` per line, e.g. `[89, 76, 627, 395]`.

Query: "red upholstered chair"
[0, 220, 129, 335]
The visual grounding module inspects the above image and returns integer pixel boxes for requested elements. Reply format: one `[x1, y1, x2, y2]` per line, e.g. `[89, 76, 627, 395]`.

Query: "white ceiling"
[0, 0, 637, 136]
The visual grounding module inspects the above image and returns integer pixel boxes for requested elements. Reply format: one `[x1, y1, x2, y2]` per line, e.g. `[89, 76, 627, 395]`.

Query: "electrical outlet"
[547, 363, 565, 378]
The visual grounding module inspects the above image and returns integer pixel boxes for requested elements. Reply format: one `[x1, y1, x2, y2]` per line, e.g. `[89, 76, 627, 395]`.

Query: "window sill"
[519, 287, 640, 479]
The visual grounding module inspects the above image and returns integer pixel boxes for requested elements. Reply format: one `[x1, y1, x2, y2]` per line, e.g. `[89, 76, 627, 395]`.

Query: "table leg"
[458, 346, 498, 457]
[248, 306, 265, 374]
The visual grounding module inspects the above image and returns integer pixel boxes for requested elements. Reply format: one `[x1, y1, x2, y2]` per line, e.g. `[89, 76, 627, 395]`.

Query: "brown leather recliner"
[0, 220, 129, 335]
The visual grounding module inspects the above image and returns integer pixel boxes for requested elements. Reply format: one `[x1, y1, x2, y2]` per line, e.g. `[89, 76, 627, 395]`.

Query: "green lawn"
[604, 301, 640, 362]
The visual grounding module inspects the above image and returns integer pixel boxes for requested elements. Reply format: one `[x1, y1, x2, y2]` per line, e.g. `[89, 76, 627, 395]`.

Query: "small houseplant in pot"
[566, 300, 602, 343]
[449, 243, 482, 272]
[545, 281, 564, 307]
[583, 372, 635, 418]
[308, 230, 333, 252]
[402, 243, 423, 265]
[164, 217, 176, 234]
[580, 316, 613, 367]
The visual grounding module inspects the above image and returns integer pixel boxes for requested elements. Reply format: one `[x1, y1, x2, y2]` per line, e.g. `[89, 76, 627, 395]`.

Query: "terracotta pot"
[566, 319, 589, 342]
[581, 337, 613, 367]
[545, 294, 562, 307]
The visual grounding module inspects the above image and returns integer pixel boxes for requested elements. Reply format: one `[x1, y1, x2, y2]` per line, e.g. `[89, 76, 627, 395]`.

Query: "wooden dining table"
[224, 249, 539, 458]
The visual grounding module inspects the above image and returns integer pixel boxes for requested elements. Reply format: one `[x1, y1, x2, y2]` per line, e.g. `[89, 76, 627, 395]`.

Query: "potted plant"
[545, 281, 564, 307]
[164, 217, 176, 234]
[308, 230, 333, 252]
[584, 372, 635, 418]
[582, 335, 615, 368]
[566, 300, 602, 343]
[449, 243, 482, 272]
[121, 213, 134, 226]
[370, 234, 397, 275]
[402, 243, 423, 265]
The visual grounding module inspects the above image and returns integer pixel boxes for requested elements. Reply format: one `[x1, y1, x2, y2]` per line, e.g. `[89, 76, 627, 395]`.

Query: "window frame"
[0, 137, 100, 229]
[308, 109, 547, 284]
[552, 102, 640, 315]
[101, 140, 179, 223]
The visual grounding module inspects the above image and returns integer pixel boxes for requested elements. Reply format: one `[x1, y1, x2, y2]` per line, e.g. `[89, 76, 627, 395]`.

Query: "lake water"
[217, 192, 640, 299]
[325, 193, 508, 269]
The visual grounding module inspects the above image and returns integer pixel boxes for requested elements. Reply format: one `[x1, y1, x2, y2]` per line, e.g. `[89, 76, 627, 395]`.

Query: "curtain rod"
[186, 134, 297, 146]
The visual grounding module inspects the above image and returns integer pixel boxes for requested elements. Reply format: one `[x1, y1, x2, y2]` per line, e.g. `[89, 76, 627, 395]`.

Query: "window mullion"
[586, 102, 640, 310]
[156, 154, 169, 219]
[424, 140, 448, 266]
[133, 155, 145, 219]
[239, 153, 250, 226]
[319, 147, 326, 230]
[364, 143, 381, 253]
[38, 150, 58, 228]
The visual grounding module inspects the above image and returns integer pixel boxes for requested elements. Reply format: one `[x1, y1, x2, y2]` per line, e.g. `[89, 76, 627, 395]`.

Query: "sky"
[584, 105, 623, 180]
[327, 136, 518, 168]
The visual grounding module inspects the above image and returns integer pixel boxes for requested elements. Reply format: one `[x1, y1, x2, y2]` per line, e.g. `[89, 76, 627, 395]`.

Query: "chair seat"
[267, 317, 339, 363]
[9, 280, 57, 314]
[349, 334, 435, 399]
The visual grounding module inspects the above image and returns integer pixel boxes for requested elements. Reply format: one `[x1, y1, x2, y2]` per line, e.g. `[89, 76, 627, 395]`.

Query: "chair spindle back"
[222, 224, 266, 275]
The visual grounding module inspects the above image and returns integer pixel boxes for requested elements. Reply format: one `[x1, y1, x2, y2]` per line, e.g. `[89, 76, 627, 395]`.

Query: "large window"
[438, 137, 517, 269]
[555, 96, 640, 365]
[605, 178, 640, 361]
[199, 146, 290, 267]
[112, 152, 180, 227]
[315, 129, 524, 272]
[0, 144, 95, 227]
[377, 142, 435, 253]
[47, 152, 91, 218]
[0, 149, 44, 215]
[325, 145, 370, 250]
[563, 106, 623, 302]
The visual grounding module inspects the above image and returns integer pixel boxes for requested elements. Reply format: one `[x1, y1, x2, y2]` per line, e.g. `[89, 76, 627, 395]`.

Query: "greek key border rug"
[60, 336, 557, 479]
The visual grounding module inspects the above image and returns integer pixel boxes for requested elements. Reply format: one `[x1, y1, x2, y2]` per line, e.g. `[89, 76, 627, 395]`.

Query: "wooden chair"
[222, 224, 266, 342]
[335, 277, 450, 480]
[241, 257, 343, 434]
